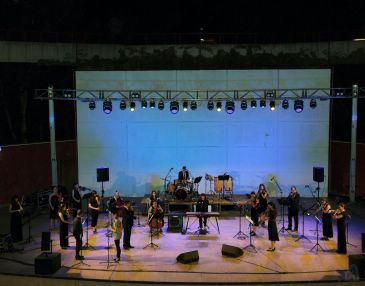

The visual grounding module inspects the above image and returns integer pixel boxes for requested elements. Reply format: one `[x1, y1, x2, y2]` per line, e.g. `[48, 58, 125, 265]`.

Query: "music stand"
[135, 204, 145, 227]
[99, 230, 118, 268]
[193, 176, 202, 193]
[143, 213, 159, 249]
[71, 233, 90, 267]
[233, 205, 248, 240]
[243, 216, 257, 253]
[296, 206, 311, 242]
[218, 175, 230, 199]
[346, 214, 358, 248]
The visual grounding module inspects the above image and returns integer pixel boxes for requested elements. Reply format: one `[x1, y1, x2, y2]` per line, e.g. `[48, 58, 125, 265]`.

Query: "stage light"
[158, 100, 164, 110]
[170, 101, 179, 114]
[130, 101, 136, 112]
[119, 100, 126, 110]
[241, 100, 247, 110]
[89, 100, 96, 110]
[190, 101, 197, 110]
[310, 99, 317, 109]
[251, 99, 257, 108]
[225, 101, 235, 114]
[216, 101, 222, 112]
[260, 99, 266, 108]
[103, 100, 112, 114]
[141, 99, 147, 109]
[294, 99, 304, 113]
[207, 100, 214, 110]
[150, 99, 155, 108]
[183, 101, 188, 112]
[269, 100, 276, 111]
[282, 99, 289, 109]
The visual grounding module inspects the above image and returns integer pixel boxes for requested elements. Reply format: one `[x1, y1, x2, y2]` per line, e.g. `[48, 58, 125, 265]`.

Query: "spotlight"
[190, 101, 197, 110]
[241, 100, 247, 110]
[207, 100, 214, 110]
[158, 100, 164, 110]
[150, 99, 155, 108]
[120, 100, 126, 110]
[260, 99, 266, 108]
[183, 101, 188, 112]
[89, 100, 96, 110]
[269, 100, 276, 111]
[282, 99, 289, 109]
[251, 99, 257, 108]
[294, 99, 304, 113]
[130, 101, 136, 112]
[141, 99, 147, 109]
[216, 101, 222, 112]
[170, 101, 179, 114]
[103, 100, 112, 114]
[310, 99, 317, 109]
[225, 101, 235, 114]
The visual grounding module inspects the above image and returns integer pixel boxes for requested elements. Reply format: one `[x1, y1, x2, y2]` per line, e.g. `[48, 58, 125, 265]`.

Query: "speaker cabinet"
[41, 232, 51, 252]
[168, 212, 184, 232]
[313, 167, 324, 183]
[176, 250, 199, 264]
[34, 253, 61, 275]
[97, 167, 109, 182]
[348, 254, 365, 278]
[222, 244, 243, 258]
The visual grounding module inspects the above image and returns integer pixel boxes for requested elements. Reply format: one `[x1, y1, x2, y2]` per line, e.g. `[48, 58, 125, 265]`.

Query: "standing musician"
[88, 191, 100, 233]
[71, 183, 82, 218]
[320, 199, 333, 241]
[110, 213, 122, 262]
[257, 184, 268, 227]
[333, 202, 347, 254]
[73, 209, 84, 260]
[178, 166, 190, 182]
[48, 186, 61, 229]
[148, 200, 164, 233]
[249, 191, 260, 236]
[266, 202, 279, 251]
[108, 191, 124, 218]
[58, 203, 72, 249]
[286, 186, 300, 232]
[196, 193, 209, 230]
[122, 200, 134, 249]
[9, 195, 23, 243]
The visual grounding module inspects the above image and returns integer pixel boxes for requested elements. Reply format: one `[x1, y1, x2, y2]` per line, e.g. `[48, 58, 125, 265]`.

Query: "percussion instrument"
[175, 188, 187, 200]
[167, 182, 177, 193]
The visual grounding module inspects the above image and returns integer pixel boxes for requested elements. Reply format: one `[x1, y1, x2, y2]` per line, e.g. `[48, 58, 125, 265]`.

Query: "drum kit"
[166, 179, 193, 200]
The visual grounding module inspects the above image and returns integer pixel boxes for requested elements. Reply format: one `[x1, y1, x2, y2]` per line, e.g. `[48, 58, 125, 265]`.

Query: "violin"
[116, 197, 124, 217]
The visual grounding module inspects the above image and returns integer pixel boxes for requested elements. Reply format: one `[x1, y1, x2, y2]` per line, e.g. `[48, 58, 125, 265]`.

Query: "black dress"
[59, 211, 69, 248]
[268, 210, 279, 242]
[336, 211, 347, 254]
[322, 212, 333, 238]
[10, 202, 23, 242]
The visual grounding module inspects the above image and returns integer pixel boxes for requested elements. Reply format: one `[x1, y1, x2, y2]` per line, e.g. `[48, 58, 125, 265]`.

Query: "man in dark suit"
[122, 200, 134, 249]
[73, 209, 84, 260]
[178, 166, 190, 181]
[196, 193, 209, 230]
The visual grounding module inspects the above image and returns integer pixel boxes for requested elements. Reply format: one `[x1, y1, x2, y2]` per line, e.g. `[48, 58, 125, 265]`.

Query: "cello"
[148, 201, 164, 231]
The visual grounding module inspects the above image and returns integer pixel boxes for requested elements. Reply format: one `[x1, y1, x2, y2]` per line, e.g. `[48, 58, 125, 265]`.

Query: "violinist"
[148, 200, 164, 233]
[249, 192, 260, 236]
[71, 183, 82, 218]
[333, 202, 347, 254]
[58, 203, 72, 249]
[320, 199, 333, 241]
[196, 193, 209, 230]
[109, 191, 124, 218]
[286, 186, 300, 232]
[9, 195, 23, 243]
[49, 186, 61, 229]
[88, 191, 100, 233]
[257, 184, 268, 227]
[122, 200, 134, 249]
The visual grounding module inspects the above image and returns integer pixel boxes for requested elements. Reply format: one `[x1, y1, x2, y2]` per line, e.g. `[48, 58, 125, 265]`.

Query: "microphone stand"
[143, 213, 159, 249]
[99, 230, 117, 269]
[296, 206, 311, 242]
[135, 204, 145, 227]
[346, 214, 358, 247]
[233, 204, 248, 240]
[83, 198, 95, 250]
[310, 181, 324, 252]
[272, 177, 288, 234]
[243, 216, 257, 253]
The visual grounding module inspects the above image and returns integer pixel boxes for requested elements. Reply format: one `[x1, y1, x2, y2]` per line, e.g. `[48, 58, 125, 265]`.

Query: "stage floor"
[0, 199, 364, 284]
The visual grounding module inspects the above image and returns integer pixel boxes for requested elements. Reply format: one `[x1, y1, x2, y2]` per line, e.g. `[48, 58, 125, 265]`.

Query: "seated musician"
[150, 190, 160, 203]
[196, 193, 209, 230]
[148, 200, 164, 233]
[250, 192, 260, 236]
[178, 166, 190, 183]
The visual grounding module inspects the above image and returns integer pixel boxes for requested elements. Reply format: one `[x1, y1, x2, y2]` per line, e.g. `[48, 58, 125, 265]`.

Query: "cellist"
[148, 200, 164, 233]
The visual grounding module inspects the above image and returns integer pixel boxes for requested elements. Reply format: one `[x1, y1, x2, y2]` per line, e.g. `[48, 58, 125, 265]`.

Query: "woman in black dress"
[9, 195, 23, 243]
[257, 184, 268, 226]
[250, 192, 259, 236]
[266, 202, 279, 251]
[334, 202, 347, 254]
[320, 199, 333, 241]
[58, 203, 71, 249]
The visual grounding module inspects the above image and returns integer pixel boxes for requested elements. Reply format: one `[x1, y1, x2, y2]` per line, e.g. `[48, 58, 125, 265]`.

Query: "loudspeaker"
[221, 244, 243, 258]
[348, 254, 365, 278]
[362, 233, 365, 253]
[313, 167, 324, 183]
[34, 253, 61, 275]
[41, 232, 51, 252]
[97, 167, 109, 182]
[176, 250, 199, 264]
[168, 212, 184, 232]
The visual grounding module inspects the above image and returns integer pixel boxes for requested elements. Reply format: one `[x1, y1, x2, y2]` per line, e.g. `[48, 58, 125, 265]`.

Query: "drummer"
[178, 166, 190, 182]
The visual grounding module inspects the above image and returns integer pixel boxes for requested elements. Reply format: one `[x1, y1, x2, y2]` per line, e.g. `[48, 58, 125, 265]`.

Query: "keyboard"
[185, 212, 220, 217]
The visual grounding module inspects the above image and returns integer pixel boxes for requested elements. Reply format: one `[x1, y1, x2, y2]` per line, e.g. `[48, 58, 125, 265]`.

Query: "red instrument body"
[116, 198, 124, 217]
[149, 209, 164, 229]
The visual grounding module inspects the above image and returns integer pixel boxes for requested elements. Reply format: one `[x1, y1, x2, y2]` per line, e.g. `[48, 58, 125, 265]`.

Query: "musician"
[49, 186, 61, 229]
[108, 191, 124, 217]
[320, 199, 333, 241]
[88, 191, 100, 233]
[71, 183, 82, 218]
[73, 209, 84, 260]
[286, 186, 300, 232]
[257, 184, 268, 226]
[178, 166, 190, 182]
[150, 190, 160, 203]
[249, 192, 260, 236]
[9, 195, 23, 243]
[122, 200, 134, 249]
[196, 193, 209, 230]
[266, 202, 279, 251]
[110, 213, 122, 262]
[148, 200, 164, 233]
[333, 202, 347, 254]
[58, 203, 71, 249]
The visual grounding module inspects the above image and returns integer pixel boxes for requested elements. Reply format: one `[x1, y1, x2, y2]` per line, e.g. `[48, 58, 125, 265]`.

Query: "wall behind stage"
[76, 69, 330, 198]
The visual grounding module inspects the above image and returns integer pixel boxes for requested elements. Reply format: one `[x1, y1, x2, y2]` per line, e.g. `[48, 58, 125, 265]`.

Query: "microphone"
[170, 167, 174, 171]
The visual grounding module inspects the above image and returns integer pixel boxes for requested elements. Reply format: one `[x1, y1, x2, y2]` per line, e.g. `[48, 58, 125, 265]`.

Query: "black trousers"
[75, 235, 82, 256]
[123, 226, 132, 247]
[288, 207, 299, 230]
[114, 239, 121, 258]
[91, 210, 99, 227]
[199, 217, 207, 228]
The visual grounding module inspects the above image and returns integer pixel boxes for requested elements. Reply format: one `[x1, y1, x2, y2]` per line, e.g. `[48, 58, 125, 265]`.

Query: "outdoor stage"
[0, 197, 364, 285]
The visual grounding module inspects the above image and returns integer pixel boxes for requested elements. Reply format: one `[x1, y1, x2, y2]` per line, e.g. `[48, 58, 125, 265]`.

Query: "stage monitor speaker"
[348, 254, 365, 278]
[221, 244, 243, 258]
[41, 231, 51, 252]
[176, 250, 199, 264]
[167, 212, 184, 232]
[97, 167, 109, 182]
[34, 253, 61, 275]
[313, 167, 324, 183]
[362, 233, 365, 253]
